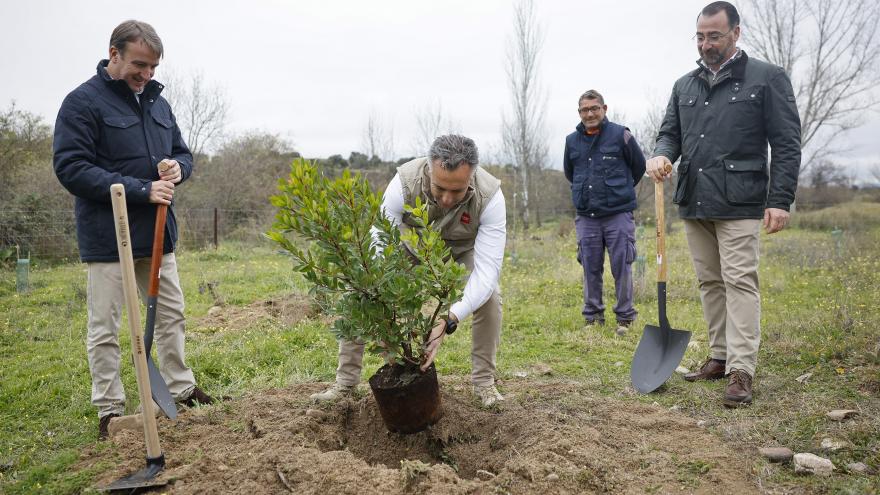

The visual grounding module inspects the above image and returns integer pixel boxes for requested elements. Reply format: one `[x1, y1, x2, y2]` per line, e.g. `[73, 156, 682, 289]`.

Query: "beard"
[699, 47, 725, 66]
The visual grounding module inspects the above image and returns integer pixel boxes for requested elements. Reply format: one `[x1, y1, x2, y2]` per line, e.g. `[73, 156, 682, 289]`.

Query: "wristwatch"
[444, 318, 458, 335]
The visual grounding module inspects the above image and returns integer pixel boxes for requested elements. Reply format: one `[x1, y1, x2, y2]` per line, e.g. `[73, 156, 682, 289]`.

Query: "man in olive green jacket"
[646, 1, 801, 408]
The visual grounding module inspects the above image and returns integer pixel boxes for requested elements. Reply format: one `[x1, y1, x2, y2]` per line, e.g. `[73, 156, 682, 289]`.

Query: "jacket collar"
[96, 59, 165, 100]
[689, 50, 749, 80]
[576, 116, 609, 135]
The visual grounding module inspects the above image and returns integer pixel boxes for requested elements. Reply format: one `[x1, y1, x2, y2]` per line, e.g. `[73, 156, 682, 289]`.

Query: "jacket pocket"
[604, 171, 634, 208]
[569, 150, 586, 182]
[673, 160, 690, 204]
[678, 95, 698, 107]
[571, 181, 589, 211]
[723, 158, 768, 205]
[150, 108, 175, 156]
[101, 115, 142, 160]
[727, 86, 763, 104]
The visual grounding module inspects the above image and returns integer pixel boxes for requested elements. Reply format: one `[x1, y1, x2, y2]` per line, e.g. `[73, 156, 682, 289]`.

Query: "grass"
[1, 220, 879, 494]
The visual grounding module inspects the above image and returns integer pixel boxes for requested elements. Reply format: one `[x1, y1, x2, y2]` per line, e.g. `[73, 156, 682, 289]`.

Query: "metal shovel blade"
[631, 321, 691, 393]
[144, 296, 177, 420]
[100, 455, 166, 493]
[146, 359, 177, 420]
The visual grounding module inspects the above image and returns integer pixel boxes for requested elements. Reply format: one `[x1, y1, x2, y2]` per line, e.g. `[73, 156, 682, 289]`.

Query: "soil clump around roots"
[80, 378, 758, 494]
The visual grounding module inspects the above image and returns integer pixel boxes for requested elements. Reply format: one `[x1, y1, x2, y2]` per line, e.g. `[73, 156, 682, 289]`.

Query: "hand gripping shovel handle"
[110, 184, 163, 460]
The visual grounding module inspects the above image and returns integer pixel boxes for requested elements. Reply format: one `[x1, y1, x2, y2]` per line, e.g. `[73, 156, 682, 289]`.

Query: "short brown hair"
[110, 20, 164, 58]
[578, 89, 605, 106]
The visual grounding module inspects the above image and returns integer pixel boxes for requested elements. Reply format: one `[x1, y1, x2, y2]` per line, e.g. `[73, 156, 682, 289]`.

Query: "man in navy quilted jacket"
[53, 20, 215, 440]
[563, 90, 646, 336]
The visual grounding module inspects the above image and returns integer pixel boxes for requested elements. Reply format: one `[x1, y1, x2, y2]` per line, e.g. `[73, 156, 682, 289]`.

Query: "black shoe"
[98, 413, 120, 441]
[181, 387, 216, 407]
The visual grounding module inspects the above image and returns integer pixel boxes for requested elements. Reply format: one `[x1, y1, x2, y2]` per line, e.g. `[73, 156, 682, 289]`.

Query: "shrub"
[267, 159, 466, 367]
[793, 201, 880, 232]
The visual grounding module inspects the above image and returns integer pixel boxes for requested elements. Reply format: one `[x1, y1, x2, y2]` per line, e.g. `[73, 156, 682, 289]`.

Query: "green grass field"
[1, 219, 878, 494]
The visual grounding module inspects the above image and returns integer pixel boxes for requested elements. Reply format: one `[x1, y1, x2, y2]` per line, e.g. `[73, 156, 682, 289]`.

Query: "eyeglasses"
[578, 105, 603, 115]
[693, 28, 734, 44]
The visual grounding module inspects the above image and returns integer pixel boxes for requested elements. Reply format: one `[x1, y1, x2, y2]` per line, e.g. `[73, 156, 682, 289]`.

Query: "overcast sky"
[2, 0, 877, 181]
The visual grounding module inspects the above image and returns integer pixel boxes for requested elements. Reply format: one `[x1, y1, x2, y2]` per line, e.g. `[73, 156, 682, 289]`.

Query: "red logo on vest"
[460, 212, 471, 224]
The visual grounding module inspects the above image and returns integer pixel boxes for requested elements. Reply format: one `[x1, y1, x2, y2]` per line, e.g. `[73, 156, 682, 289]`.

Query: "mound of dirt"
[81, 379, 758, 494]
[193, 294, 319, 332]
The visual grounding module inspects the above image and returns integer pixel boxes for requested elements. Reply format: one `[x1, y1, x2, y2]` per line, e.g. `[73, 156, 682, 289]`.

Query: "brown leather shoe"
[723, 369, 753, 408]
[181, 387, 216, 407]
[98, 413, 120, 441]
[683, 357, 726, 382]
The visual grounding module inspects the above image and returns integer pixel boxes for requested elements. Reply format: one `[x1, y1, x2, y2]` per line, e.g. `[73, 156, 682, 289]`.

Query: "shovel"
[103, 184, 167, 491]
[142, 204, 178, 420]
[631, 172, 691, 394]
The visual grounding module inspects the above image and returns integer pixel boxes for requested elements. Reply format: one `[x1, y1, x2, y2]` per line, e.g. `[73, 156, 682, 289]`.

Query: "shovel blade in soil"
[631, 323, 691, 394]
[100, 455, 166, 493]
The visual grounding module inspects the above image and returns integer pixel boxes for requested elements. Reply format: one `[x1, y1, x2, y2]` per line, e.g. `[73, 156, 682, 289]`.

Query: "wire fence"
[0, 206, 580, 263]
[0, 208, 278, 263]
[1, 199, 865, 264]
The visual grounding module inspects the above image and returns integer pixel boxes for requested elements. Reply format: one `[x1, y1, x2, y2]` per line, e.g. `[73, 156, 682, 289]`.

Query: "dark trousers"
[575, 212, 637, 323]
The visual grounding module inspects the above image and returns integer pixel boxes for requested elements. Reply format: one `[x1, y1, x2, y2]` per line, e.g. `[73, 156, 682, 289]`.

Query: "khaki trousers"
[336, 249, 503, 387]
[87, 253, 196, 418]
[683, 219, 761, 377]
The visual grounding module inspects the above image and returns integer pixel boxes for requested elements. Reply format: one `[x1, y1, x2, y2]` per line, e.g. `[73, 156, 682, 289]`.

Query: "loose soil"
[80, 378, 759, 494]
[193, 294, 319, 332]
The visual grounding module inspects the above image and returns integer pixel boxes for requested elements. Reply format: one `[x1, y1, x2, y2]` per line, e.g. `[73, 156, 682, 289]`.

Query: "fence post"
[213, 208, 219, 249]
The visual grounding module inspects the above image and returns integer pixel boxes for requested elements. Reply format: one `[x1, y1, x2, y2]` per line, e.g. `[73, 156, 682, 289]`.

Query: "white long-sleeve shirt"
[381, 174, 506, 322]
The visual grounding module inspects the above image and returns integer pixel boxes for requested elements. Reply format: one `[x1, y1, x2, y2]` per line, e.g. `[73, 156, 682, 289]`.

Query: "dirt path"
[82, 378, 758, 494]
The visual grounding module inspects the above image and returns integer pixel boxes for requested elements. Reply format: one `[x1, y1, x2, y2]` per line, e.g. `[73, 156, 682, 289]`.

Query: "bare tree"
[160, 69, 230, 157]
[871, 163, 880, 184]
[808, 159, 853, 189]
[502, 0, 548, 230]
[629, 97, 678, 231]
[411, 100, 460, 156]
[361, 109, 395, 162]
[743, 0, 880, 173]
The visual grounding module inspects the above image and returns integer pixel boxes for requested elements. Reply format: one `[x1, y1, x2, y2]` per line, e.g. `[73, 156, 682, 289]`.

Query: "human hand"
[158, 159, 181, 184]
[420, 320, 447, 372]
[646, 156, 673, 183]
[149, 180, 175, 205]
[763, 207, 790, 234]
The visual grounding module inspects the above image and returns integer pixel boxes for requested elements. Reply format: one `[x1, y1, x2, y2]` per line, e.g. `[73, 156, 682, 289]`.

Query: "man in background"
[563, 89, 646, 336]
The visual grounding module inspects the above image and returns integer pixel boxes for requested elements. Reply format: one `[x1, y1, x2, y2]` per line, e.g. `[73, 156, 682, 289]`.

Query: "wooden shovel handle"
[655, 163, 673, 283]
[110, 184, 162, 459]
[147, 205, 168, 297]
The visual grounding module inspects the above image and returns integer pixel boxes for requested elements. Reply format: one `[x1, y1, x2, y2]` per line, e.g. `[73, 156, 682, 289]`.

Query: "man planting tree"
[310, 134, 508, 407]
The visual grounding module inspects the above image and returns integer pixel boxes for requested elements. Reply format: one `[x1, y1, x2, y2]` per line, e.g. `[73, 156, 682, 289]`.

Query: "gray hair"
[110, 20, 164, 58]
[428, 134, 479, 171]
[578, 89, 605, 106]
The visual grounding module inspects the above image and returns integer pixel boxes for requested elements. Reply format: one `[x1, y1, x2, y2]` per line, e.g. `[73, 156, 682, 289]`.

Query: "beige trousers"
[336, 249, 503, 387]
[87, 253, 196, 418]
[683, 219, 761, 377]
